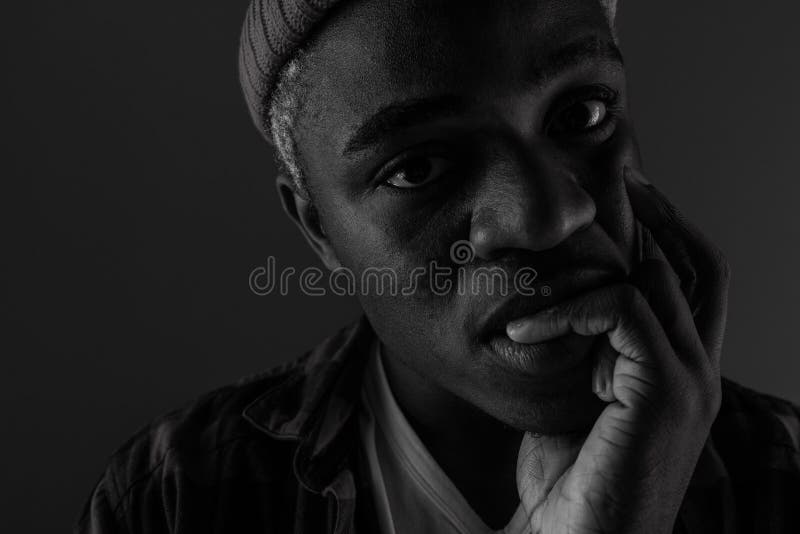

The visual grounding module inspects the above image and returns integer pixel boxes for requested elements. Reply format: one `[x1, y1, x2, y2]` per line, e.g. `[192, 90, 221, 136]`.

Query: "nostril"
[470, 226, 498, 261]
[468, 176, 596, 256]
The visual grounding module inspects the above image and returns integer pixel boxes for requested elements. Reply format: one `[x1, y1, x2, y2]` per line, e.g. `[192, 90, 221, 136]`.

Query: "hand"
[510, 167, 730, 534]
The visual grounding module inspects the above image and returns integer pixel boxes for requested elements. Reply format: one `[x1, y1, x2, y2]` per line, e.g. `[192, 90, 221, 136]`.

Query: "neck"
[380, 344, 524, 529]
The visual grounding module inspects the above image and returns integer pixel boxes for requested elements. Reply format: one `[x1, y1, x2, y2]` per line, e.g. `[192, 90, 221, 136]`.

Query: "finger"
[624, 167, 729, 364]
[588, 261, 710, 405]
[625, 167, 701, 300]
[507, 284, 671, 370]
[629, 258, 707, 367]
[591, 338, 618, 403]
[639, 223, 667, 264]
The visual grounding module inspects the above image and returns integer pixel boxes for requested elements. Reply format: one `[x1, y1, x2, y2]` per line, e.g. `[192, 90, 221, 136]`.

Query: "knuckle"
[702, 242, 730, 283]
[616, 283, 646, 316]
[713, 250, 731, 285]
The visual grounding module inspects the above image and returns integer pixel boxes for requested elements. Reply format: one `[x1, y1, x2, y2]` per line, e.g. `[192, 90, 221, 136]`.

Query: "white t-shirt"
[358, 341, 531, 534]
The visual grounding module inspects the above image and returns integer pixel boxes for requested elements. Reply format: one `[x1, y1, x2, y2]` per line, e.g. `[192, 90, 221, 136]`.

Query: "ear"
[276, 174, 342, 270]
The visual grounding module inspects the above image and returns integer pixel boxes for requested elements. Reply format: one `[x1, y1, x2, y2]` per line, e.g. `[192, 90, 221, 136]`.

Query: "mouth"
[478, 266, 623, 339]
[487, 332, 596, 381]
[477, 266, 623, 380]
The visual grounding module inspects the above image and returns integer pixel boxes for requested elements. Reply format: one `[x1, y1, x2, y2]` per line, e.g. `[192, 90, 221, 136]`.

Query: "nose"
[469, 158, 596, 260]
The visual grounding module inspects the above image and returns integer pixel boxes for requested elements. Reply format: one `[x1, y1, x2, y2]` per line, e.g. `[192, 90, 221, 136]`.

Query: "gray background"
[2, 1, 798, 531]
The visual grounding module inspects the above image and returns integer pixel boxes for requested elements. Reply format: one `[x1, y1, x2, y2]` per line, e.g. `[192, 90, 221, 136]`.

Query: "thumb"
[516, 432, 582, 521]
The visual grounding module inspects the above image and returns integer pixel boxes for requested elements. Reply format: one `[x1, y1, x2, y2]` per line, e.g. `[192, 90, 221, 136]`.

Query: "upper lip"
[477, 265, 625, 341]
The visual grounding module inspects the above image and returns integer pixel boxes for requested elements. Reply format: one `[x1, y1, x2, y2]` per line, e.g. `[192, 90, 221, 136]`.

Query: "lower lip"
[488, 334, 591, 380]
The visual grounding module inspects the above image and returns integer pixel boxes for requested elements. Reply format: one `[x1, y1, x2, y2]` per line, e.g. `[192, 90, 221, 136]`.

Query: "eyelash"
[546, 85, 621, 139]
[379, 156, 458, 197]
[372, 144, 458, 195]
[375, 85, 623, 194]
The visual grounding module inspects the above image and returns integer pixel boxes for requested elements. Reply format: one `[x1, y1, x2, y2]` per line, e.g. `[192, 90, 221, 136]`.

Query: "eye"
[549, 99, 608, 135]
[383, 156, 453, 190]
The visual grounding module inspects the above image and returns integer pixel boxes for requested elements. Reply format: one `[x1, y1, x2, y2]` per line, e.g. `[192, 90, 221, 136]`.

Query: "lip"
[488, 333, 593, 381]
[478, 266, 624, 342]
[477, 265, 623, 386]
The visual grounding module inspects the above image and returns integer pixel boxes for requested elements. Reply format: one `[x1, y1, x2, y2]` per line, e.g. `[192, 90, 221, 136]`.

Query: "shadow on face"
[283, 0, 643, 433]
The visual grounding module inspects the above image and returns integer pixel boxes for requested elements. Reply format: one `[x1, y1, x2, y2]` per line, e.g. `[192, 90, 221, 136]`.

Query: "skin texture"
[275, 0, 728, 531]
[513, 169, 727, 533]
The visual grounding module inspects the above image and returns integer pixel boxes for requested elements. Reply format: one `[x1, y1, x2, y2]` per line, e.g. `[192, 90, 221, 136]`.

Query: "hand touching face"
[514, 168, 729, 534]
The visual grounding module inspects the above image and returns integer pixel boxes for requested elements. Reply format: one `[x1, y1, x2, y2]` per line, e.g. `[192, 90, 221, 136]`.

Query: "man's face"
[293, 0, 640, 434]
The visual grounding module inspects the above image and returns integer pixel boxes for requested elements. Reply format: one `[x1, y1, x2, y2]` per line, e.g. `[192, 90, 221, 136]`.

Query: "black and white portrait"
[4, 1, 800, 533]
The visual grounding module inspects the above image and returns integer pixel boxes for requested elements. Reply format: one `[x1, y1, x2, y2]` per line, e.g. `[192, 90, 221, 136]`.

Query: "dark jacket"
[75, 317, 800, 534]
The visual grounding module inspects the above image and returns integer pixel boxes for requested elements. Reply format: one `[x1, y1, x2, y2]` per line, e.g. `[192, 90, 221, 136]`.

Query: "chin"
[511, 391, 606, 435]
[480, 365, 607, 435]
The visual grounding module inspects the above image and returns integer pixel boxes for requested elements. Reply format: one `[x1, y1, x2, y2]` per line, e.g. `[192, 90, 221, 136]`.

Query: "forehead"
[295, 0, 614, 163]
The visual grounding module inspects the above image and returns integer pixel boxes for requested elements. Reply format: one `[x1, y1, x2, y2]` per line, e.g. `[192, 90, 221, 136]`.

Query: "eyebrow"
[528, 35, 624, 88]
[342, 35, 623, 156]
[343, 94, 470, 155]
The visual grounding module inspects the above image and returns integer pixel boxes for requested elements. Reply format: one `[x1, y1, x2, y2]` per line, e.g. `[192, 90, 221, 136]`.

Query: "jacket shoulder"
[714, 377, 800, 470]
[74, 356, 309, 534]
[75, 318, 373, 534]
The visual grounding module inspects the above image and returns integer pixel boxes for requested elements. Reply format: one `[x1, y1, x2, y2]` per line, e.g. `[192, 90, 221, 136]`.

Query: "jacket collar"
[242, 316, 375, 493]
[242, 316, 734, 533]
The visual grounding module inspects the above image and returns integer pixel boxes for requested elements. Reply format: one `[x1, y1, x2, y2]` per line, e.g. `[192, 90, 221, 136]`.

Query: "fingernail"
[593, 350, 617, 402]
[592, 368, 604, 395]
[506, 321, 525, 340]
[625, 166, 651, 186]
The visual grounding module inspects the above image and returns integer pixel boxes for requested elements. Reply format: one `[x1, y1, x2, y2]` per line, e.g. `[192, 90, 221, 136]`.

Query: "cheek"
[314, 193, 470, 349]
[321, 190, 471, 278]
[316, 205, 467, 375]
[576, 121, 640, 258]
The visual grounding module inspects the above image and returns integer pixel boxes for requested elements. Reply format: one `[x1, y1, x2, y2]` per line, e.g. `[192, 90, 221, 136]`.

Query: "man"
[76, 1, 800, 533]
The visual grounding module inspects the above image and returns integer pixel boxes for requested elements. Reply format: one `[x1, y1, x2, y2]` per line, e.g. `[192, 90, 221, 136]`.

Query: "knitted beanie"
[238, 0, 618, 144]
